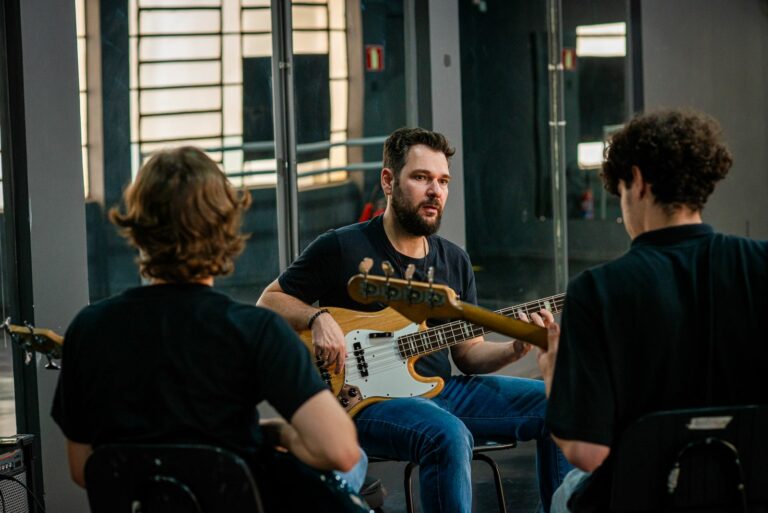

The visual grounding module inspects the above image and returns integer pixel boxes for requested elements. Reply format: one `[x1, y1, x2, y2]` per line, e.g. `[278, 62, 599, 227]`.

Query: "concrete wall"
[641, 0, 768, 239]
[17, 0, 91, 510]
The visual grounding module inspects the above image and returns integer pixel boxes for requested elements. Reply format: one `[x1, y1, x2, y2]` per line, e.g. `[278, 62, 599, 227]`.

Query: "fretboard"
[396, 293, 565, 358]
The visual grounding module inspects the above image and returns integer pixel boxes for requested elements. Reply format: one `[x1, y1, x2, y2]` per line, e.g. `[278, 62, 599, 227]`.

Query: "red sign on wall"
[562, 48, 577, 71]
[365, 45, 385, 72]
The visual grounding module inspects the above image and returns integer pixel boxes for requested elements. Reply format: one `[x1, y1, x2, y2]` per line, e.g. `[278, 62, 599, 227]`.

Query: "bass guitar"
[301, 259, 564, 416]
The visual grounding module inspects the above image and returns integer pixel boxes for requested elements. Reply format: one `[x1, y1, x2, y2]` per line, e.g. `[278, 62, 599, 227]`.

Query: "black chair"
[610, 404, 768, 513]
[84, 444, 264, 513]
[370, 440, 516, 513]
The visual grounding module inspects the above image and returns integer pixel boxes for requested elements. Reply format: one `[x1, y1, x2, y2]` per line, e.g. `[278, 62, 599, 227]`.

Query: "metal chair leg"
[473, 452, 507, 513]
[404, 462, 417, 513]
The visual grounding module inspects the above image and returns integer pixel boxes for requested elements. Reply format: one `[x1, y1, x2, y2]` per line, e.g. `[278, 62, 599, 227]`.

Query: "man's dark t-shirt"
[278, 215, 477, 380]
[546, 224, 768, 511]
[52, 283, 326, 464]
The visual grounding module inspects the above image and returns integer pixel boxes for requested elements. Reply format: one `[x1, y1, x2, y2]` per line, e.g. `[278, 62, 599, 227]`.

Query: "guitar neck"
[397, 293, 565, 358]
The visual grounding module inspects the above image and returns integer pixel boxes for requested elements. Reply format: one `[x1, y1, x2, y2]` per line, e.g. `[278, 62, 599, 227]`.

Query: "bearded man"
[258, 127, 570, 513]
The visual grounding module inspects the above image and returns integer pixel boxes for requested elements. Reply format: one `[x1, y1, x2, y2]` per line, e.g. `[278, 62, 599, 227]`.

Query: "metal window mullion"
[218, 2, 224, 158]
[271, 0, 299, 270]
[546, 0, 568, 292]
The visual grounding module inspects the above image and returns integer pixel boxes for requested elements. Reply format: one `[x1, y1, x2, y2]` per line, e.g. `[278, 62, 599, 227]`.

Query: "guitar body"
[299, 307, 444, 417]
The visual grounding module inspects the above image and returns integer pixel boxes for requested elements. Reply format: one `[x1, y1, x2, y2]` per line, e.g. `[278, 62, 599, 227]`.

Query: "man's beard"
[391, 181, 442, 236]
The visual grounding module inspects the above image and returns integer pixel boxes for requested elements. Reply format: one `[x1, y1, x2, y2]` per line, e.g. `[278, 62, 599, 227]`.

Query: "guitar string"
[327, 294, 565, 369]
[335, 294, 565, 381]
[336, 295, 566, 379]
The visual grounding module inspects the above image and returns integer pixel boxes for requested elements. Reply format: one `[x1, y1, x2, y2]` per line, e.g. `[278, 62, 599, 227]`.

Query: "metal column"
[546, 0, 569, 292]
[271, 0, 299, 270]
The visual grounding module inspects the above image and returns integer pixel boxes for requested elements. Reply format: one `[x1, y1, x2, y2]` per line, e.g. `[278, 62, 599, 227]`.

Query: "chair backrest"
[610, 404, 768, 513]
[84, 444, 264, 513]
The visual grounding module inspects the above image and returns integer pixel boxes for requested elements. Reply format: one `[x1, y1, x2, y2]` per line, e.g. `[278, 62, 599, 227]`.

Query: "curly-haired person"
[51, 147, 368, 512]
[530, 109, 768, 513]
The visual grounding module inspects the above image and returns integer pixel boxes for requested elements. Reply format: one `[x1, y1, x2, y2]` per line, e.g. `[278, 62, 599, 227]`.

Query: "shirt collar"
[631, 223, 714, 248]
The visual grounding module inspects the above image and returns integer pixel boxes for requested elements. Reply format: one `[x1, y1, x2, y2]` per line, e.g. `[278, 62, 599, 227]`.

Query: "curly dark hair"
[383, 127, 455, 176]
[601, 109, 733, 212]
[109, 146, 251, 283]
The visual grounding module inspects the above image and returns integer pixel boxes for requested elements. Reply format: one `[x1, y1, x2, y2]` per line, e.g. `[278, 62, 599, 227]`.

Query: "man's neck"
[382, 209, 428, 258]
[633, 206, 703, 239]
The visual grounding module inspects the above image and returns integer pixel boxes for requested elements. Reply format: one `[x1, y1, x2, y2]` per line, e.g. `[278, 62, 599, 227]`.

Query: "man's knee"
[422, 417, 474, 463]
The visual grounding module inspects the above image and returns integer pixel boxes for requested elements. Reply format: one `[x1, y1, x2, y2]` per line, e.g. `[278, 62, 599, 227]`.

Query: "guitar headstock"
[347, 260, 466, 323]
[1, 318, 63, 369]
[347, 259, 550, 348]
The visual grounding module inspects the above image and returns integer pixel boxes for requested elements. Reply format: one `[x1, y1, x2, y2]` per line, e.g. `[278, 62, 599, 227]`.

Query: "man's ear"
[631, 165, 649, 198]
[381, 168, 395, 195]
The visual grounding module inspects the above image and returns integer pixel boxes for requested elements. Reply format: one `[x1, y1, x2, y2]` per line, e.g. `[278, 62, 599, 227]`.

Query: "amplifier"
[0, 435, 38, 513]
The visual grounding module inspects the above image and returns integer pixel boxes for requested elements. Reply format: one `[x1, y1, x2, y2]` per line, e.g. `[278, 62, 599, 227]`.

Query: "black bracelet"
[307, 308, 330, 330]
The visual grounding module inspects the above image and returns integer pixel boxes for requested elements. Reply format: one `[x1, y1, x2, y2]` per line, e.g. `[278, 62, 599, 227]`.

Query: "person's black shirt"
[278, 215, 477, 380]
[546, 224, 768, 512]
[52, 283, 327, 464]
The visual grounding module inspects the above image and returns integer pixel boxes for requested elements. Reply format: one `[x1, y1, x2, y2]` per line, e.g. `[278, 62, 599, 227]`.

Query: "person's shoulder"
[431, 234, 470, 259]
[711, 232, 768, 255]
[223, 301, 294, 337]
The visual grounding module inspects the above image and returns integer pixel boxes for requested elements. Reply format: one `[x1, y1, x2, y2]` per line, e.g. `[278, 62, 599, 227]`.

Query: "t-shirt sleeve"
[546, 272, 616, 446]
[250, 312, 328, 421]
[278, 231, 340, 305]
[51, 312, 94, 444]
[460, 250, 478, 305]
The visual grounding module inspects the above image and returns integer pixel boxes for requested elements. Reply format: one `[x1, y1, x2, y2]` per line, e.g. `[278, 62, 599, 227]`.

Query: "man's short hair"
[601, 109, 733, 212]
[109, 146, 251, 283]
[383, 127, 455, 177]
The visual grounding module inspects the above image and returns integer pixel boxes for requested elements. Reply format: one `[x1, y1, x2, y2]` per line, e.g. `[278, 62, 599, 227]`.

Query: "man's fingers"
[539, 309, 555, 324]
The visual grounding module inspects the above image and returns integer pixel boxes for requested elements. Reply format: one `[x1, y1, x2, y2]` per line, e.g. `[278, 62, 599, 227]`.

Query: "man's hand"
[530, 309, 560, 398]
[311, 312, 348, 373]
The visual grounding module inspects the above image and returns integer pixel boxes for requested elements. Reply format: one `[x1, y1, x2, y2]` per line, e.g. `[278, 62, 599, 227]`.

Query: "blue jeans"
[337, 448, 368, 492]
[355, 375, 572, 513]
[550, 469, 590, 513]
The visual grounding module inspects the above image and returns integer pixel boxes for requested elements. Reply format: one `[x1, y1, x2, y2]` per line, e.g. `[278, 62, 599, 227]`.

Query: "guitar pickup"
[369, 332, 393, 339]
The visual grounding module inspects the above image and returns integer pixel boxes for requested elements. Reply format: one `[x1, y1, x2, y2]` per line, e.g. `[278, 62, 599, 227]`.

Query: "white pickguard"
[344, 324, 439, 400]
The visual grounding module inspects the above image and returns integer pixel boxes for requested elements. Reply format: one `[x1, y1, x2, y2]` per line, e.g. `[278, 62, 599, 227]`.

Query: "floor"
[369, 440, 541, 513]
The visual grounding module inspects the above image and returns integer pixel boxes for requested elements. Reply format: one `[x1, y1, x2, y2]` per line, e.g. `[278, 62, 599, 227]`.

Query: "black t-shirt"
[278, 215, 477, 380]
[546, 224, 768, 512]
[51, 283, 326, 464]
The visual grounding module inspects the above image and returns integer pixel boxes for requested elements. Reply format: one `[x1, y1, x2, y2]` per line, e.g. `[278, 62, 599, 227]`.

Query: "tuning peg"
[404, 263, 416, 281]
[381, 261, 394, 278]
[358, 258, 374, 275]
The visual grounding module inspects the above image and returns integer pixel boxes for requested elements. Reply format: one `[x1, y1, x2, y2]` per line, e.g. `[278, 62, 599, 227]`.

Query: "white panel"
[328, 0, 345, 30]
[140, 9, 220, 34]
[242, 8, 271, 32]
[330, 79, 347, 132]
[140, 0, 219, 6]
[223, 84, 243, 135]
[330, 31, 347, 79]
[140, 86, 221, 114]
[222, 34, 242, 83]
[139, 61, 221, 88]
[243, 34, 272, 58]
[293, 5, 328, 30]
[140, 112, 222, 140]
[140, 35, 220, 61]
[293, 31, 328, 54]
